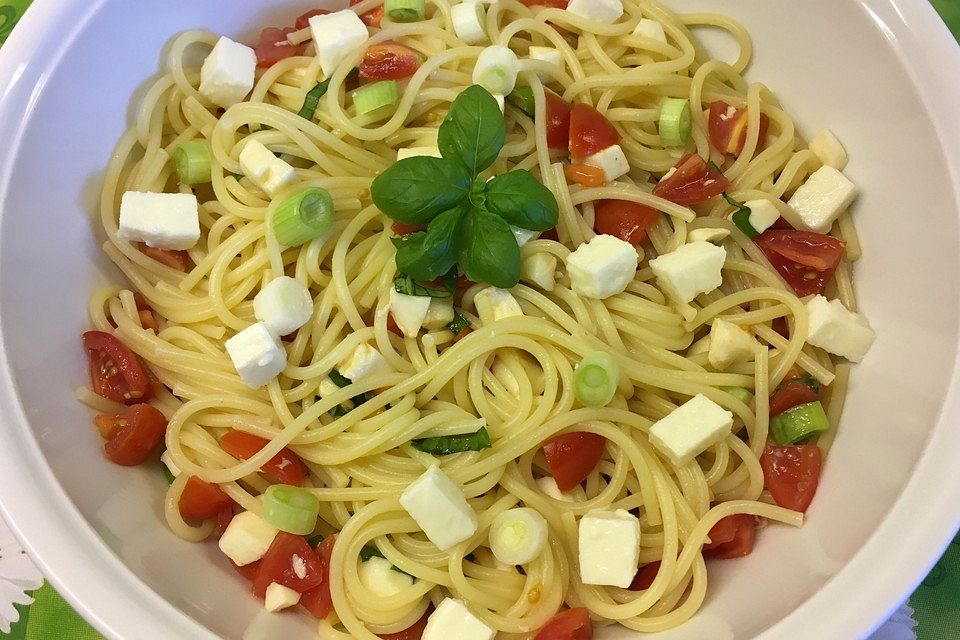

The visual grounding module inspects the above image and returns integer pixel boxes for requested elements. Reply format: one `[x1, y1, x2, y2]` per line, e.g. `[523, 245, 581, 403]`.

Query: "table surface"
[0, 1, 959, 639]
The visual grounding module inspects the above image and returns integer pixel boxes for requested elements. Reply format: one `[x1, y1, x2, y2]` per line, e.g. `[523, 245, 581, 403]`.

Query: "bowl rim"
[0, 1, 959, 639]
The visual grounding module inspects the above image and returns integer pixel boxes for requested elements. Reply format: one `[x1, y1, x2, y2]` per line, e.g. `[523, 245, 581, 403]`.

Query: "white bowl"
[1, 0, 959, 638]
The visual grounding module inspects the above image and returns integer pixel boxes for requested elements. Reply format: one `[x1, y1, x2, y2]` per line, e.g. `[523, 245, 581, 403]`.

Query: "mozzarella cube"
[566, 234, 638, 299]
[389, 289, 431, 338]
[225, 322, 287, 389]
[452, 1, 488, 45]
[537, 476, 575, 502]
[809, 129, 848, 170]
[521, 253, 558, 291]
[239, 140, 297, 198]
[310, 10, 369, 77]
[742, 199, 781, 235]
[199, 36, 256, 108]
[805, 295, 876, 363]
[567, 0, 624, 23]
[648, 394, 734, 466]
[254, 276, 313, 336]
[787, 166, 859, 233]
[474, 287, 523, 325]
[400, 465, 478, 551]
[649, 241, 726, 304]
[708, 318, 757, 370]
[582, 144, 630, 183]
[317, 376, 340, 399]
[423, 599, 495, 640]
[511, 225, 539, 247]
[160, 450, 181, 478]
[529, 46, 562, 80]
[687, 227, 730, 244]
[219, 511, 279, 566]
[397, 146, 443, 161]
[422, 298, 455, 330]
[578, 509, 641, 588]
[337, 343, 389, 382]
[473, 45, 520, 96]
[264, 583, 301, 612]
[118, 192, 200, 250]
[358, 556, 415, 597]
[634, 18, 667, 43]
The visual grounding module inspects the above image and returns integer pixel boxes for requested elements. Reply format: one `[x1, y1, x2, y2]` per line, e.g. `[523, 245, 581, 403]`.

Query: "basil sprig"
[723, 193, 759, 239]
[372, 85, 559, 288]
[394, 271, 456, 298]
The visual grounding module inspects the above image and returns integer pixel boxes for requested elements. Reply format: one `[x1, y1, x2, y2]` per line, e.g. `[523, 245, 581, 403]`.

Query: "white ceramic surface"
[0, 1, 958, 639]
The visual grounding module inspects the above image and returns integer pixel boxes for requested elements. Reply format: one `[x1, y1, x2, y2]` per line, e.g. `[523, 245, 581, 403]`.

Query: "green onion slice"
[506, 87, 536, 118]
[720, 386, 754, 406]
[769, 401, 830, 445]
[162, 465, 176, 485]
[353, 80, 399, 115]
[174, 140, 212, 185]
[412, 427, 492, 455]
[573, 352, 620, 408]
[385, 0, 426, 22]
[262, 484, 320, 535]
[272, 187, 334, 247]
[659, 98, 692, 147]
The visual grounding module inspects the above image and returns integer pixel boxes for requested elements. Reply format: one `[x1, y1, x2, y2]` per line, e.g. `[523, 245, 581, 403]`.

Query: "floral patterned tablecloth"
[1, 0, 959, 638]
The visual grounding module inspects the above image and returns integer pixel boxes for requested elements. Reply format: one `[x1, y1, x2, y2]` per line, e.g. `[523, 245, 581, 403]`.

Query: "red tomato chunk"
[220, 430, 308, 486]
[543, 432, 606, 492]
[760, 445, 823, 513]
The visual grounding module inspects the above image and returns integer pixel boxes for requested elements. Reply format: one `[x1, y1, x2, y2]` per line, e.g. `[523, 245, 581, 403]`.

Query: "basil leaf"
[359, 545, 414, 577]
[297, 77, 333, 121]
[371, 157, 471, 225]
[723, 193, 759, 239]
[395, 207, 465, 281]
[459, 209, 521, 288]
[394, 274, 454, 299]
[505, 87, 536, 118]
[448, 311, 472, 335]
[329, 369, 351, 388]
[438, 85, 506, 175]
[483, 171, 560, 232]
[412, 427, 493, 455]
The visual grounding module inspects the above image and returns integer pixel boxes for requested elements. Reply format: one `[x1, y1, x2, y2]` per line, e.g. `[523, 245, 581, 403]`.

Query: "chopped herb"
[448, 311, 472, 335]
[394, 270, 456, 298]
[329, 369, 351, 388]
[325, 369, 370, 417]
[360, 545, 414, 578]
[297, 77, 333, 121]
[307, 535, 324, 549]
[412, 427, 492, 455]
[162, 466, 175, 485]
[723, 193, 759, 239]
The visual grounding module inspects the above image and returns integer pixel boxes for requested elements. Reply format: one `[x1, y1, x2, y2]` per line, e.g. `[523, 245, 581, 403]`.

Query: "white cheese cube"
[239, 140, 297, 198]
[805, 295, 876, 363]
[396, 146, 443, 161]
[648, 394, 734, 466]
[317, 377, 340, 399]
[422, 599, 495, 640]
[118, 192, 200, 250]
[199, 36, 256, 109]
[566, 234, 638, 299]
[567, 0, 624, 23]
[254, 276, 314, 336]
[511, 225, 539, 247]
[582, 144, 630, 183]
[218, 511, 279, 566]
[708, 318, 757, 370]
[160, 450, 181, 478]
[310, 10, 369, 77]
[809, 129, 848, 170]
[649, 241, 726, 305]
[521, 253, 558, 291]
[358, 556, 414, 597]
[389, 289, 431, 338]
[473, 45, 520, 96]
[423, 298, 455, 330]
[337, 343, 389, 382]
[687, 227, 730, 244]
[578, 509, 641, 588]
[787, 166, 859, 233]
[528, 46, 562, 80]
[225, 322, 287, 389]
[741, 199, 781, 235]
[264, 583, 301, 612]
[634, 18, 667, 43]
[400, 465, 479, 551]
[474, 287, 523, 325]
[452, 1, 488, 45]
[536, 476, 575, 502]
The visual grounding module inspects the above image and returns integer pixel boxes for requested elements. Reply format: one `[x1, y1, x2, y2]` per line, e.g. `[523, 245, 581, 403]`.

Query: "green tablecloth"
[1, 1, 959, 638]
